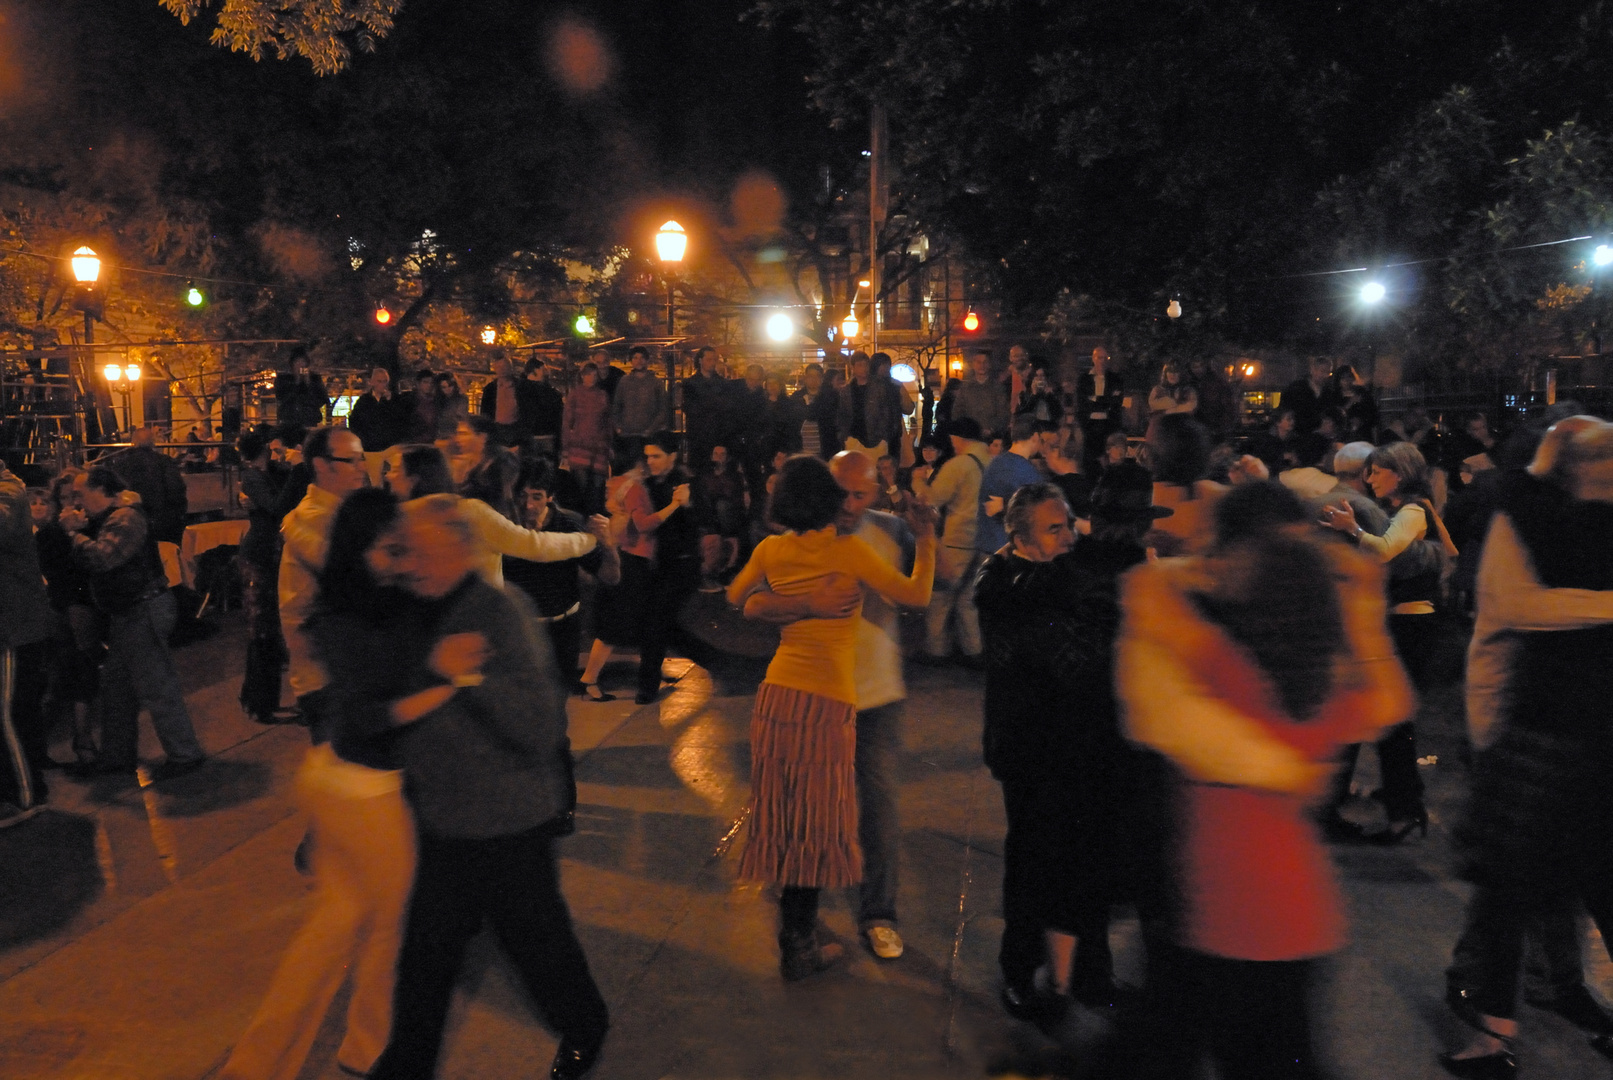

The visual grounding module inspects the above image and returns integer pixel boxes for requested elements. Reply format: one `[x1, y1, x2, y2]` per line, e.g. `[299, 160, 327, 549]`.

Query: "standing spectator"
[912, 417, 991, 662]
[976, 415, 1048, 560]
[477, 351, 539, 449]
[682, 347, 729, 468]
[1279, 357, 1344, 436]
[561, 362, 614, 514]
[1147, 362, 1199, 421]
[610, 346, 670, 458]
[1189, 357, 1238, 438]
[348, 368, 412, 483]
[504, 458, 619, 689]
[872, 455, 910, 513]
[367, 496, 610, 1080]
[523, 360, 565, 457]
[1077, 347, 1126, 473]
[432, 373, 469, 440]
[1003, 344, 1037, 405]
[592, 347, 624, 400]
[741, 451, 926, 962]
[60, 467, 206, 780]
[757, 375, 803, 464]
[728, 364, 770, 494]
[727, 456, 935, 980]
[950, 351, 1011, 443]
[405, 369, 439, 443]
[1341, 374, 1379, 443]
[1014, 367, 1062, 425]
[789, 362, 840, 459]
[237, 430, 289, 725]
[280, 426, 371, 738]
[276, 347, 331, 430]
[112, 425, 189, 544]
[1246, 407, 1298, 475]
[0, 460, 54, 807]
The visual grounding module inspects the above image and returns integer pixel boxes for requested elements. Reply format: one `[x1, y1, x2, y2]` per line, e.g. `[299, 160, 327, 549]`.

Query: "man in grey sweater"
[609, 345, 669, 457]
[368, 495, 608, 1080]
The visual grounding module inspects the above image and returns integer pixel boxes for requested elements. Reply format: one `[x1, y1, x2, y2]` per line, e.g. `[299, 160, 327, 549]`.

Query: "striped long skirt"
[737, 682, 862, 889]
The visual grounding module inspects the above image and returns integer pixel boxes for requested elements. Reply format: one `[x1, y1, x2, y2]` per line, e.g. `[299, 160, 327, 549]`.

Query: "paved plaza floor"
[2, 602, 1610, 1079]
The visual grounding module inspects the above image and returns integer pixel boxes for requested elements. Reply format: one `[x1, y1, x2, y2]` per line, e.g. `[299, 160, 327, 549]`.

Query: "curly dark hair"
[769, 455, 846, 532]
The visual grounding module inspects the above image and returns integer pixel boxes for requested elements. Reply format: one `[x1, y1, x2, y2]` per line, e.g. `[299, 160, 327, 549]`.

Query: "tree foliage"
[755, 0, 1613, 374]
[157, 0, 403, 76]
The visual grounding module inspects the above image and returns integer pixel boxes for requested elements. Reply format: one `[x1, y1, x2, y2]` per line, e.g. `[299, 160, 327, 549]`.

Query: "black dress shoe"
[634, 689, 658, 706]
[148, 757, 207, 782]
[550, 1033, 605, 1080]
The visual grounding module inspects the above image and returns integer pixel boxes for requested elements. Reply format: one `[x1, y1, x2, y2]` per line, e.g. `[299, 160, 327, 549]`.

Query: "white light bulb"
[1595, 244, 1613, 268]
[1361, 282, 1387, 304]
[765, 312, 793, 342]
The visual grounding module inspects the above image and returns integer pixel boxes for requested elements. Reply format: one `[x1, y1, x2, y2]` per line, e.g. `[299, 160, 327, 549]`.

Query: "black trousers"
[547, 611, 583, 689]
[1107, 945, 1324, 1080]
[1448, 891, 1585, 1005]
[2, 640, 51, 806]
[1324, 613, 1433, 822]
[1453, 880, 1613, 1021]
[998, 779, 1113, 993]
[636, 556, 708, 698]
[369, 824, 609, 1080]
[238, 557, 286, 720]
[780, 885, 820, 943]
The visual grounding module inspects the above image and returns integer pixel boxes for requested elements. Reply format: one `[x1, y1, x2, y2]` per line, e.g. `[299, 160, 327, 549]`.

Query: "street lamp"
[480, 325, 497, 345]
[102, 361, 141, 431]
[765, 311, 794, 343]
[655, 219, 686, 336]
[1594, 244, 1613, 268]
[1360, 281, 1387, 304]
[841, 312, 859, 340]
[70, 245, 102, 346]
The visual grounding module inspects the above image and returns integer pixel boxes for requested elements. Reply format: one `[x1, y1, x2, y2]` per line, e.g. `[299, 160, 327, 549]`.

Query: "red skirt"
[738, 683, 862, 889]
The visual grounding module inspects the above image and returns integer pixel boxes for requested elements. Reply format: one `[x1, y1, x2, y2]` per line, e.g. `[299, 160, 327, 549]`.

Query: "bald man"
[743, 451, 922, 960]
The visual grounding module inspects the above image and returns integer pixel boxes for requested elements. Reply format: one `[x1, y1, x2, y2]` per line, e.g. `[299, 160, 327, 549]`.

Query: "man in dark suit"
[1076, 347, 1125, 472]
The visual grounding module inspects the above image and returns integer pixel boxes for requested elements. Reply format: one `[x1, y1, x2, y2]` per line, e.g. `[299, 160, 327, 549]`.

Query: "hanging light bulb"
[1166, 298, 1182, 319]
[374, 305, 392, 325]
[962, 309, 980, 332]
[186, 283, 205, 307]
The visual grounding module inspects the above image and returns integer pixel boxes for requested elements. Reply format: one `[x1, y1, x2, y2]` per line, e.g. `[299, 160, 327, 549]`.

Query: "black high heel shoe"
[1374, 808, 1428, 845]
[579, 682, 615, 703]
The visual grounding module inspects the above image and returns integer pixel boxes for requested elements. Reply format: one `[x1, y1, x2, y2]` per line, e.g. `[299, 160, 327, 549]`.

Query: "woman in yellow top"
[727, 455, 936, 980]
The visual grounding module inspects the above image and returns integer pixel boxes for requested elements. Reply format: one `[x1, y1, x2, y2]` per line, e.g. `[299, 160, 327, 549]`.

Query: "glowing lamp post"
[655, 219, 686, 336]
[70, 245, 102, 346]
[481, 325, 497, 345]
[102, 361, 141, 431]
[841, 313, 860, 340]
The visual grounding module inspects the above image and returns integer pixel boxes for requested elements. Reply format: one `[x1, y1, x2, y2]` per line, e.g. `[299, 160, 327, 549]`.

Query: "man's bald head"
[829, 450, 879, 534]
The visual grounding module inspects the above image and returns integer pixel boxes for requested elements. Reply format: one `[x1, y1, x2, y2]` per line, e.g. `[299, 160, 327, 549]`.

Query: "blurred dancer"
[1113, 482, 1412, 1078]
[1441, 418, 1613, 1076]
[369, 496, 609, 1080]
[220, 489, 416, 1080]
[728, 456, 935, 979]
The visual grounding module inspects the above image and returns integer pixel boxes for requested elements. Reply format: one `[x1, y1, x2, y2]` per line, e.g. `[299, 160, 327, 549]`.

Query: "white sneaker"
[864, 925, 904, 960]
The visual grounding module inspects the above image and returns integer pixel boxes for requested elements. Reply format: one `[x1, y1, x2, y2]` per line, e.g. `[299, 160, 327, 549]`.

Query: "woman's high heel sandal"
[1438, 1023, 1516, 1078]
[580, 682, 615, 703]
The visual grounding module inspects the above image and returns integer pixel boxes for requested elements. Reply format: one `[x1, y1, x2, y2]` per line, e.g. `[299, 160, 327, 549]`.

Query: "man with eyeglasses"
[280, 426, 369, 730]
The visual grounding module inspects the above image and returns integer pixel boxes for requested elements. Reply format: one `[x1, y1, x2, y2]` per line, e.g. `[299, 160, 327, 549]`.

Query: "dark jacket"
[275, 372, 330, 429]
[0, 466, 53, 647]
[72, 494, 165, 615]
[1074, 372, 1125, 431]
[837, 377, 908, 452]
[394, 576, 574, 839]
[238, 464, 284, 568]
[789, 386, 840, 458]
[479, 377, 559, 442]
[112, 446, 188, 544]
[347, 391, 412, 452]
[504, 506, 605, 618]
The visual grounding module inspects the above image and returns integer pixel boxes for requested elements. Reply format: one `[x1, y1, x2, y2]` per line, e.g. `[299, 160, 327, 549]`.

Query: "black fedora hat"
[1091, 465, 1173, 523]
